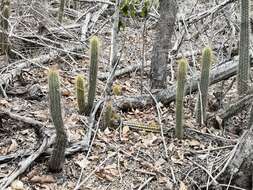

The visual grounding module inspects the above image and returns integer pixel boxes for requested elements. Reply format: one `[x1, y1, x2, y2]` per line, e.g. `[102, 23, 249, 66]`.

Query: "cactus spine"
[48, 69, 67, 172]
[85, 36, 100, 115]
[58, 0, 65, 23]
[237, 0, 250, 95]
[75, 75, 86, 114]
[175, 59, 188, 139]
[1, 0, 10, 55]
[196, 47, 212, 125]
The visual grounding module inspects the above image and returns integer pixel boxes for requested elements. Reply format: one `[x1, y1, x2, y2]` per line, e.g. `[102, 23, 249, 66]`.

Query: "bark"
[150, 0, 177, 89]
[219, 128, 253, 189]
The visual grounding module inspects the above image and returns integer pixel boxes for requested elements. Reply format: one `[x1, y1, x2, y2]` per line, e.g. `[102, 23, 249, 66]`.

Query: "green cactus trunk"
[75, 75, 86, 114]
[85, 36, 100, 115]
[1, 1, 10, 55]
[48, 69, 67, 172]
[102, 100, 113, 130]
[237, 0, 250, 95]
[175, 59, 188, 139]
[58, 0, 65, 23]
[247, 104, 253, 128]
[196, 47, 212, 125]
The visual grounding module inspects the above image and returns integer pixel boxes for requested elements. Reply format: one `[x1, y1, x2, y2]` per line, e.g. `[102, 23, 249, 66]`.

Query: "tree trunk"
[219, 128, 253, 189]
[150, 0, 177, 89]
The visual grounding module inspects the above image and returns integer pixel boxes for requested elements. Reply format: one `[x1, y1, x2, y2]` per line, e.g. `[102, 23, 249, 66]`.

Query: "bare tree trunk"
[150, 0, 177, 89]
[109, 0, 120, 68]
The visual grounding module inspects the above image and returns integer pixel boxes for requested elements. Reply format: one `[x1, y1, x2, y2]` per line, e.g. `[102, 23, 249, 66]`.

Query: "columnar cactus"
[237, 0, 250, 95]
[1, 0, 10, 55]
[48, 69, 67, 172]
[85, 36, 100, 115]
[75, 75, 86, 114]
[247, 104, 253, 128]
[102, 100, 113, 129]
[196, 47, 212, 125]
[175, 59, 188, 139]
[58, 0, 65, 23]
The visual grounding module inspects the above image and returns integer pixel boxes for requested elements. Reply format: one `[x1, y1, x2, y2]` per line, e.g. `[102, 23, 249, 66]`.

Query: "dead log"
[207, 93, 253, 128]
[98, 63, 142, 80]
[0, 45, 85, 96]
[115, 56, 253, 110]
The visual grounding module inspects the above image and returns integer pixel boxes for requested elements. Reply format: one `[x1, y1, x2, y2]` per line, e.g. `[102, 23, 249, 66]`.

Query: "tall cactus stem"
[237, 0, 250, 95]
[58, 0, 65, 23]
[48, 69, 67, 172]
[103, 100, 113, 129]
[175, 59, 188, 139]
[75, 75, 86, 114]
[85, 36, 100, 115]
[196, 47, 212, 125]
[1, 2, 10, 55]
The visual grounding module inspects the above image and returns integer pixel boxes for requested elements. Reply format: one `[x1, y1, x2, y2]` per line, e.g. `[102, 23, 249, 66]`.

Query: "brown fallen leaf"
[179, 181, 188, 190]
[30, 175, 55, 184]
[95, 163, 119, 181]
[142, 133, 158, 147]
[8, 139, 18, 153]
[76, 158, 90, 168]
[11, 180, 24, 190]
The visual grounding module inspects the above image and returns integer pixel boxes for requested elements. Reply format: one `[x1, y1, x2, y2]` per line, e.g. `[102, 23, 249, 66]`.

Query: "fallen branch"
[207, 93, 253, 127]
[0, 135, 54, 189]
[115, 56, 253, 110]
[98, 63, 142, 80]
[0, 45, 85, 95]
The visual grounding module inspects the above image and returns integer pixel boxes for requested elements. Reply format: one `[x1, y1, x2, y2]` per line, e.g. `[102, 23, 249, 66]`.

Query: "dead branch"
[207, 93, 253, 127]
[115, 56, 253, 110]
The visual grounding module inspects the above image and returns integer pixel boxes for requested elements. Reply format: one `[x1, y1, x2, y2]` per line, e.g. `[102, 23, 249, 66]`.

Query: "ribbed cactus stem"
[237, 0, 250, 95]
[175, 59, 188, 139]
[85, 36, 100, 115]
[103, 100, 113, 129]
[196, 47, 212, 125]
[58, 0, 65, 23]
[75, 75, 86, 114]
[1, 2, 10, 54]
[48, 69, 67, 172]
[247, 104, 253, 128]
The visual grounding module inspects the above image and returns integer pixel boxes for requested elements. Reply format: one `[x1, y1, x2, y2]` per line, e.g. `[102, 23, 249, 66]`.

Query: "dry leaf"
[171, 150, 184, 165]
[168, 142, 175, 151]
[30, 175, 55, 184]
[179, 181, 187, 190]
[142, 133, 158, 147]
[76, 158, 90, 168]
[188, 139, 200, 147]
[122, 125, 129, 136]
[104, 127, 111, 135]
[0, 99, 10, 107]
[8, 139, 18, 153]
[95, 163, 119, 181]
[62, 89, 71, 97]
[11, 180, 24, 190]
[154, 158, 166, 169]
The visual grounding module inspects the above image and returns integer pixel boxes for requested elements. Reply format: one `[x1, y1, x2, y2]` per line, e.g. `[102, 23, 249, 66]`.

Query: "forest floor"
[0, 0, 251, 189]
